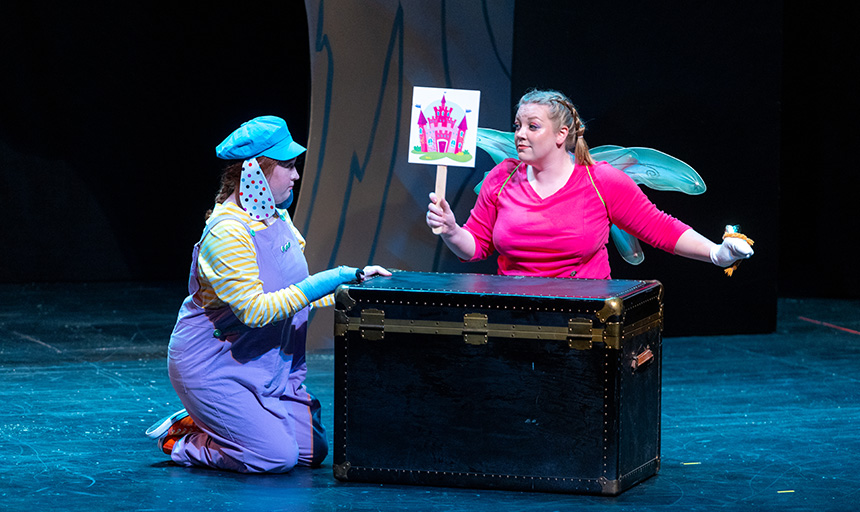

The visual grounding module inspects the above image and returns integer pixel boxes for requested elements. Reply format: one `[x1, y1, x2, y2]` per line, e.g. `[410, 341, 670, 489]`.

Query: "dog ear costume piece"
[238, 158, 277, 220]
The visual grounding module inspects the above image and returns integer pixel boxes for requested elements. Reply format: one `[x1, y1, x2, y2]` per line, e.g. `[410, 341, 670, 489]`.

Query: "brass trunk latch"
[359, 309, 385, 340]
[463, 313, 489, 345]
[567, 318, 593, 350]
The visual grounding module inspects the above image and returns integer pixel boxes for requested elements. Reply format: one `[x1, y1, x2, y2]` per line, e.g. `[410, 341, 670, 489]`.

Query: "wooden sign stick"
[432, 165, 447, 234]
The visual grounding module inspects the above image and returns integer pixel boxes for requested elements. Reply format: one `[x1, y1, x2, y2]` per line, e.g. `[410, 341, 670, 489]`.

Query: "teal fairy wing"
[474, 127, 518, 194]
[590, 145, 706, 264]
[475, 135, 707, 195]
[474, 130, 707, 266]
[590, 145, 706, 195]
[610, 225, 645, 265]
[476, 127, 517, 165]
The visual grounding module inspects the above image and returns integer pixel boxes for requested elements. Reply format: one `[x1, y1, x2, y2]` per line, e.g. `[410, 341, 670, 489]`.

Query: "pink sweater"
[462, 158, 690, 279]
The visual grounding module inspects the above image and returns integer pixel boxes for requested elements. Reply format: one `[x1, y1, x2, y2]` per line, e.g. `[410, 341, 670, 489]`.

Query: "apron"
[166, 212, 327, 473]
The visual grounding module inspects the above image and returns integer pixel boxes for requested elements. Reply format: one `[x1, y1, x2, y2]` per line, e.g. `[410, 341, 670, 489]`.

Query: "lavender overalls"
[167, 213, 327, 473]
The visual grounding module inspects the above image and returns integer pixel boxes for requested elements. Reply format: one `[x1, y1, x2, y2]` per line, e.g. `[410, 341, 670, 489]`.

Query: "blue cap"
[215, 115, 306, 161]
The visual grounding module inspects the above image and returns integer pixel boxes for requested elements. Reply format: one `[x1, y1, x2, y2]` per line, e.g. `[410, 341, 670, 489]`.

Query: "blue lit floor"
[1, 282, 857, 511]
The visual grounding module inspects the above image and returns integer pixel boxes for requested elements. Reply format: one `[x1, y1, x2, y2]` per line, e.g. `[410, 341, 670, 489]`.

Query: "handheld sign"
[408, 86, 481, 233]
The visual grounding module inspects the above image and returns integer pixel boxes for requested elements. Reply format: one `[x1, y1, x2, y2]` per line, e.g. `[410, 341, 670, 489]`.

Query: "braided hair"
[517, 89, 594, 166]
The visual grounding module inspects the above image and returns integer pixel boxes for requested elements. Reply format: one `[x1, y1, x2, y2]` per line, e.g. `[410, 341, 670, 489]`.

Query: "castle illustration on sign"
[417, 93, 467, 154]
[410, 91, 475, 164]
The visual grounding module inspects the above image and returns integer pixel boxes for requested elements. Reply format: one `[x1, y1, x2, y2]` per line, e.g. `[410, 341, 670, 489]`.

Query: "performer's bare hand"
[426, 192, 458, 235]
[361, 265, 392, 280]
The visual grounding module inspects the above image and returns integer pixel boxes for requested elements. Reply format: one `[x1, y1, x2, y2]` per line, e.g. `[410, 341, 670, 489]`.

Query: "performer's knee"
[244, 442, 300, 474]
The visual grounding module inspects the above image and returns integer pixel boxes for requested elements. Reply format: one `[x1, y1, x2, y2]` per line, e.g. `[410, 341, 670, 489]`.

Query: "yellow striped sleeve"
[311, 293, 336, 309]
[196, 209, 313, 327]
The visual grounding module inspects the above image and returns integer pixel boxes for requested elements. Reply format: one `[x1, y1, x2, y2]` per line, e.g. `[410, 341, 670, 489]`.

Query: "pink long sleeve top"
[462, 158, 691, 279]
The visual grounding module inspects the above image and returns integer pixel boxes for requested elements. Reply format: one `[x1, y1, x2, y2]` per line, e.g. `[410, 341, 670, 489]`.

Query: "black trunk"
[333, 271, 663, 495]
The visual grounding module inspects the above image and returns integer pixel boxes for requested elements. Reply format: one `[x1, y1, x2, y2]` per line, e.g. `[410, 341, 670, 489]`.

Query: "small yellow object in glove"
[721, 225, 755, 276]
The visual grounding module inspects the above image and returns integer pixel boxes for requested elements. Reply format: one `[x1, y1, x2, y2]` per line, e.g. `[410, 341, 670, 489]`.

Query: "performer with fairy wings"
[425, 88, 753, 279]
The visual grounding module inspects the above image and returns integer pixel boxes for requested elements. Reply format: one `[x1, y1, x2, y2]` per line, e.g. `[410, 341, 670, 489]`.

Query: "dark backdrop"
[511, 1, 783, 333]
[778, 3, 859, 297]
[1, 3, 857, 309]
[0, 3, 310, 282]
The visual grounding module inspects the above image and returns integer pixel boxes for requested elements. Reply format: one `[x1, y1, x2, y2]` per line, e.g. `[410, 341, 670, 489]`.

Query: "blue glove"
[294, 266, 361, 303]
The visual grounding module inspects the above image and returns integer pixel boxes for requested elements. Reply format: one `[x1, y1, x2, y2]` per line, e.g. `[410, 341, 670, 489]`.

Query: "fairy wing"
[475, 132, 707, 195]
[590, 145, 707, 195]
[476, 127, 517, 164]
[474, 128, 517, 194]
[589, 146, 706, 265]
[610, 225, 645, 265]
[474, 129, 707, 265]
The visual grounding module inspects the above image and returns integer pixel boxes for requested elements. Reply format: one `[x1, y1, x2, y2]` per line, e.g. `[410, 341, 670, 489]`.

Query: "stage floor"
[1, 282, 858, 511]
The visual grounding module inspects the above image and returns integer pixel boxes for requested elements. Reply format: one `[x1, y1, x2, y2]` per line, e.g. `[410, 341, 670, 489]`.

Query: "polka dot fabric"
[238, 158, 276, 220]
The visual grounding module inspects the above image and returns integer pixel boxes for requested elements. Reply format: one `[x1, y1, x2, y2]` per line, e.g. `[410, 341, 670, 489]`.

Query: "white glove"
[709, 237, 754, 267]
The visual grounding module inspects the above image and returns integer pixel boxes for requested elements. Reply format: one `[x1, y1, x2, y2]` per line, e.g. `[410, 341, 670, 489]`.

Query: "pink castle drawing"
[417, 94, 468, 154]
